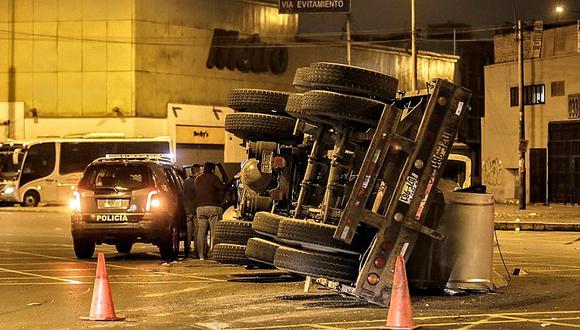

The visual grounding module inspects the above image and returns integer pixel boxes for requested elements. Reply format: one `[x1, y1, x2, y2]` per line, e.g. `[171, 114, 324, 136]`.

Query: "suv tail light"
[146, 191, 160, 211]
[69, 191, 81, 212]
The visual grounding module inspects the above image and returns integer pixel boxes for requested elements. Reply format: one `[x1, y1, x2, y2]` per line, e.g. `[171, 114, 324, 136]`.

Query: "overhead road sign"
[278, 0, 351, 14]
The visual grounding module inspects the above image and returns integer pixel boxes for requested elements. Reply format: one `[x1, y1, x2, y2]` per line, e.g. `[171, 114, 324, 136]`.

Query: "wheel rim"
[24, 194, 37, 206]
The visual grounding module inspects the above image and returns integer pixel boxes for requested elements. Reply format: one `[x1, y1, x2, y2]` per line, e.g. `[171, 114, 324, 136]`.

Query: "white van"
[0, 134, 173, 206]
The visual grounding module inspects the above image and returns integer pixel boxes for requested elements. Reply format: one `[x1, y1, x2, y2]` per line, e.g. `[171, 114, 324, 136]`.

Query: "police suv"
[70, 154, 185, 260]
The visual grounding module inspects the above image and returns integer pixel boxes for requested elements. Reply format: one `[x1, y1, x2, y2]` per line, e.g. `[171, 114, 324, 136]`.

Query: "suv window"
[78, 163, 152, 191]
[163, 167, 181, 193]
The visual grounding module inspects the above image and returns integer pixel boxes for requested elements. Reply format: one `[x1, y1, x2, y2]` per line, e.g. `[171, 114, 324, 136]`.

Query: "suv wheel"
[73, 238, 95, 259]
[159, 225, 179, 261]
[22, 191, 40, 207]
[115, 242, 133, 254]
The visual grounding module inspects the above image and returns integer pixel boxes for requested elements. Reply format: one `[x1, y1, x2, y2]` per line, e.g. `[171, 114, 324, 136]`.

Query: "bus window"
[60, 142, 117, 175]
[0, 150, 24, 181]
[20, 143, 56, 186]
[122, 142, 170, 154]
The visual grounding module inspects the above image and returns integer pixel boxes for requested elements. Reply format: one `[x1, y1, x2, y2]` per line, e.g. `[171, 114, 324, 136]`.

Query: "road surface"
[0, 209, 579, 329]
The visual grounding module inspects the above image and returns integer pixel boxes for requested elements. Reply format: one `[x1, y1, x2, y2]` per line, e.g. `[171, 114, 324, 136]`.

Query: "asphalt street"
[0, 209, 579, 329]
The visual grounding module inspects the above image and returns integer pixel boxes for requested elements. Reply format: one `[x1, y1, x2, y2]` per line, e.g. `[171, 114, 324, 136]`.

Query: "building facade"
[483, 23, 580, 204]
[0, 0, 458, 166]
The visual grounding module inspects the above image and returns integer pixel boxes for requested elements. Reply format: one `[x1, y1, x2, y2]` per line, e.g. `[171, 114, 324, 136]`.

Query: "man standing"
[194, 162, 225, 260]
[182, 164, 202, 258]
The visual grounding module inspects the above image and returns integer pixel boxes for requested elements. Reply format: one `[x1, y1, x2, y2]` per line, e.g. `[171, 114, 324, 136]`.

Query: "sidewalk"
[494, 203, 580, 231]
[0, 205, 69, 213]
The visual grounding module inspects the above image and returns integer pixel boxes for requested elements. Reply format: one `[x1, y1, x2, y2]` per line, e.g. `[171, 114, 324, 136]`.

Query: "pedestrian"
[182, 164, 202, 258]
[194, 162, 226, 260]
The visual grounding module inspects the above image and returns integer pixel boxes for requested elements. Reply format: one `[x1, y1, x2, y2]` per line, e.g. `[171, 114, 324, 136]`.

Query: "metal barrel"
[444, 192, 495, 291]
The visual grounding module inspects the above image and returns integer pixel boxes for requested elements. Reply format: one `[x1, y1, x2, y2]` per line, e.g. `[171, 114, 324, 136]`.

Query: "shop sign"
[206, 29, 288, 75]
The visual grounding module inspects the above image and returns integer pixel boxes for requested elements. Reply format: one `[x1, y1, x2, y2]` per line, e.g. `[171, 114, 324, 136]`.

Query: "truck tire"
[277, 218, 362, 255]
[73, 238, 95, 259]
[213, 243, 249, 265]
[293, 67, 312, 92]
[225, 113, 299, 143]
[252, 212, 288, 237]
[301, 90, 386, 127]
[246, 237, 280, 265]
[227, 89, 290, 115]
[308, 62, 398, 101]
[214, 219, 253, 245]
[273, 246, 358, 283]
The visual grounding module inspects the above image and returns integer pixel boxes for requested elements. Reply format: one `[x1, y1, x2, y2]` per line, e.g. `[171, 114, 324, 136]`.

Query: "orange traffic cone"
[384, 255, 419, 329]
[81, 253, 125, 321]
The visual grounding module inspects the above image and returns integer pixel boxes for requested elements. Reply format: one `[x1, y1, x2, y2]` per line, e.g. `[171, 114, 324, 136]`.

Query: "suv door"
[162, 166, 184, 225]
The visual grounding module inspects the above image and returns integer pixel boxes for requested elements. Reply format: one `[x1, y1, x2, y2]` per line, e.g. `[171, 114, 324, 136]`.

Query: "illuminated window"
[510, 84, 545, 107]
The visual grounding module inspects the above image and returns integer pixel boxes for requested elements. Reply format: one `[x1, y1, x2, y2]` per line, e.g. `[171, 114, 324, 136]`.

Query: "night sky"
[299, 0, 579, 34]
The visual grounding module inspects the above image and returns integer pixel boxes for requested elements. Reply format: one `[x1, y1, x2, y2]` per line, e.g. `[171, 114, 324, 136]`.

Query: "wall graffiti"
[482, 158, 503, 186]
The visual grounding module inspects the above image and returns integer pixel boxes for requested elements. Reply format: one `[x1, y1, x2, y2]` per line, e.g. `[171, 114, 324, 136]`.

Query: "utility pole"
[410, 0, 417, 90]
[346, 14, 352, 65]
[517, 20, 527, 209]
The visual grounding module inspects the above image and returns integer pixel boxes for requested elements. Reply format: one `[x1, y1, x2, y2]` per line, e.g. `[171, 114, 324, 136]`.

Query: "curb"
[0, 207, 69, 214]
[495, 222, 580, 232]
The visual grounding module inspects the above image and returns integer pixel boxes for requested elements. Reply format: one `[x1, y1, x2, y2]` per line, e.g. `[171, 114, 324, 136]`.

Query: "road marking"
[226, 311, 580, 330]
[0, 280, 215, 285]
[0, 267, 81, 284]
[0, 274, 166, 280]
[457, 315, 496, 330]
[0, 248, 224, 282]
[496, 314, 580, 328]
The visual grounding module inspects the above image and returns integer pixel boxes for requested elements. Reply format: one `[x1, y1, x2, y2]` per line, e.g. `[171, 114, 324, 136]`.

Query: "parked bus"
[0, 134, 173, 206]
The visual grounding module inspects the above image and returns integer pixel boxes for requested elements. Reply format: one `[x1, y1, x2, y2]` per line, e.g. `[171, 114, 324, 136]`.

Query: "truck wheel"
[73, 238, 95, 259]
[292, 67, 312, 92]
[300, 90, 386, 127]
[285, 93, 335, 127]
[159, 225, 179, 261]
[22, 190, 40, 207]
[227, 89, 290, 115]
[307, 62, 399, 101]
[252, 212, 287, 237]
[225, 113, 300, 143]
[115, 242, 133, 254]
[213, 243, 250, 265]
[277, 218, 362, 255]
[273, 246, 358, 284]
[246, 238, 280, 265]
[214, 219, 253, 245]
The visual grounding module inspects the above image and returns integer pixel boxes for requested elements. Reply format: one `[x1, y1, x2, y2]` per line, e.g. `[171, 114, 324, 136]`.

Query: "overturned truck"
[222, 62, 490, 306]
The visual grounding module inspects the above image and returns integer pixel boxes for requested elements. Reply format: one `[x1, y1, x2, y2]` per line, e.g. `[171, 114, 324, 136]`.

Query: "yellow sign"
[175, 125, 225, 145]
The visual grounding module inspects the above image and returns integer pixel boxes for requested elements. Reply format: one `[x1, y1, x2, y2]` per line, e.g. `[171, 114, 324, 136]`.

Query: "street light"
[555, 5, 580, 14]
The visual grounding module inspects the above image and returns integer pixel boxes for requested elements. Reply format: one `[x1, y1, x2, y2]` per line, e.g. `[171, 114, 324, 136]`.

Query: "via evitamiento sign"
[279, 0, 351, 14]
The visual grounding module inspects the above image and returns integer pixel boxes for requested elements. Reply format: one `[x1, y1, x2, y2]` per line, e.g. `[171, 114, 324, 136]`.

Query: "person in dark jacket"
[182, 164, 202, 258]
[194, 162, 226, 260]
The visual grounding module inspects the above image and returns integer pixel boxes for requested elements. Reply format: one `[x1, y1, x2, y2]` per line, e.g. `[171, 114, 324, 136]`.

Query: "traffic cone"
[81, 253, 125, 321]
[383, 255, 419, 329]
